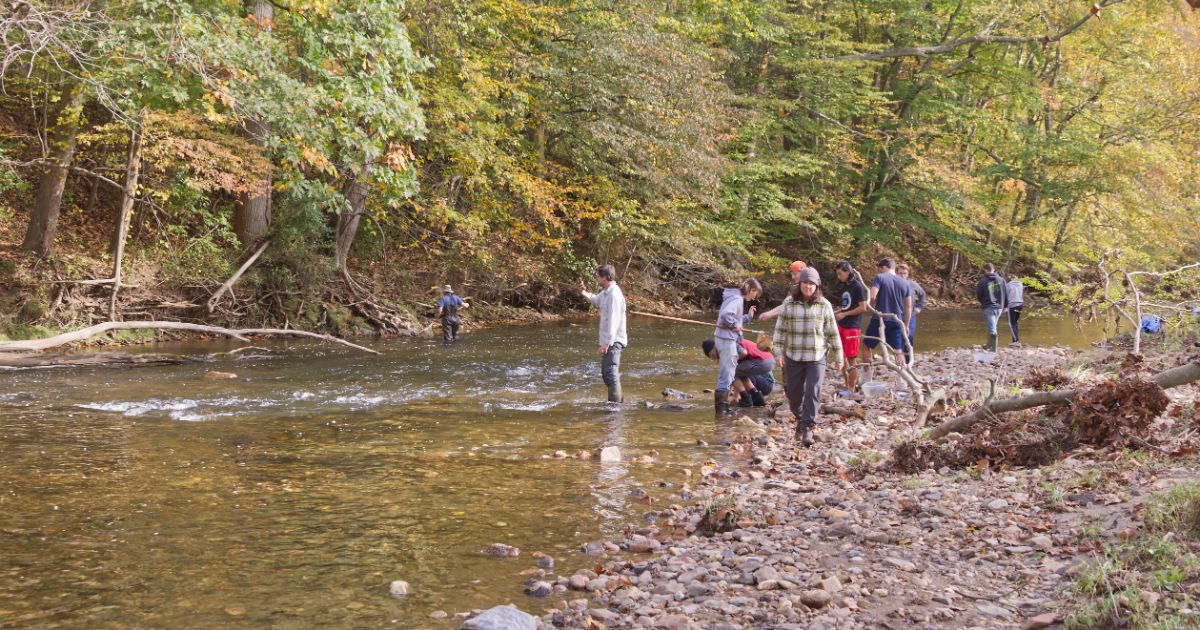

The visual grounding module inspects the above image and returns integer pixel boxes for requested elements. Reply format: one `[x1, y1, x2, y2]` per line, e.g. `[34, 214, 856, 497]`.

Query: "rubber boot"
[737, 392, 753, 408]
[750, 390, 766, 407]
[987, 333, 998, 353]
[714, 390, 732, 415]
[798, 427, 815, 447]
[607, 385, 623, 403]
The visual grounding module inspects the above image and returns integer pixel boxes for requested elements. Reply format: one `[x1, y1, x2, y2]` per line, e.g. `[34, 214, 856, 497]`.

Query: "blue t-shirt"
[437, 294, 463, 310]
[872, 272, 911, 317]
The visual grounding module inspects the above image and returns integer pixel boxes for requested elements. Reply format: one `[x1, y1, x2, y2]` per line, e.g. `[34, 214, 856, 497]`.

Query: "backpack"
[1140, 314, 1163, 335]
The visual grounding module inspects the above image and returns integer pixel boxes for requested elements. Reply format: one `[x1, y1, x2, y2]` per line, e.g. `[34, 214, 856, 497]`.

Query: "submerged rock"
[600, 446, 621, 463]
[482, 543, 520, 557]
[460, 605, 537, 630]
[388, 580, 409, 597]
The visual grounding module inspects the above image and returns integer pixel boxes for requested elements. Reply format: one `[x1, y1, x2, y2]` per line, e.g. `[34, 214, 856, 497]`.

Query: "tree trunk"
[21, 85, 84, 256]
[110, 121, 145, 321]
[1052, 203, 1075, 253]
[233, 0, 274, 247]
[335, 162, 373, 274]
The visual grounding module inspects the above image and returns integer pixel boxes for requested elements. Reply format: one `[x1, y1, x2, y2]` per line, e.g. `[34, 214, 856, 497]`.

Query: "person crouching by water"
[701, 337, 775, 408]
[578, 264, 628, 403]
[772, 267, 843, 447]
[713, 279, 761, 414]
[435, 285, 469, 343]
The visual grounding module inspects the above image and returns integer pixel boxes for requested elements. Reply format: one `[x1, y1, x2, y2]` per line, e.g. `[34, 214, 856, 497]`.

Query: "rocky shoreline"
[450, 344, 1200, 630]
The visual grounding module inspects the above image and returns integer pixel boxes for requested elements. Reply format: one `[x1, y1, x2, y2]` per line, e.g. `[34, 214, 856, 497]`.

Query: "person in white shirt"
[1006, 275, 1025, 344]
[578, 264, 628, 402]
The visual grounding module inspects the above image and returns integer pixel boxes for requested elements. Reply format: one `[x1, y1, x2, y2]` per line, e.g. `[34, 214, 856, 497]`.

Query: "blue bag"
[1140, 314, 1163, 335]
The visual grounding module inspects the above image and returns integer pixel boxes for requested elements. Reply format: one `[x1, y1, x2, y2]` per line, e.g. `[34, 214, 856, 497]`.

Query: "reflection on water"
[0, 310, 1100, 627]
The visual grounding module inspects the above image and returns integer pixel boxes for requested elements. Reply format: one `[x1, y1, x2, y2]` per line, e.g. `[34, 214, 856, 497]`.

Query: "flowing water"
[0, 309, 1100, 628]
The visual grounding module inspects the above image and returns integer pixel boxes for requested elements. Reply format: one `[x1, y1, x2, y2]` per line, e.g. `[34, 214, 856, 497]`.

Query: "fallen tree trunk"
[928, 358, 1200, 439]
[0, 321, 380, 355]
[0, 352, 197, 369]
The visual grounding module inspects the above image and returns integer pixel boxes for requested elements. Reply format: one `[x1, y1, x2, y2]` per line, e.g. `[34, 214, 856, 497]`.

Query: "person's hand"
[748, 306, 757, 318]
[598, 344, 609, 355]
[577, 279, 586, 293]
[835, 311, 844, 321]
[757, 312, 770, 321]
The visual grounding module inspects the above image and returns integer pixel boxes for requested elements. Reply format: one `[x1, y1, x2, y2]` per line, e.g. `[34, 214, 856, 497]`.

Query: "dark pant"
[442, 317, 460, 343]
[1008, 306, 1022, 342]
[784, 357, 825, 430]
[601, 342, 624, 389]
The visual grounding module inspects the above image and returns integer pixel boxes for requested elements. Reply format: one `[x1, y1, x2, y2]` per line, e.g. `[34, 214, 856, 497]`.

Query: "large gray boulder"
[459, 605, 537, 630]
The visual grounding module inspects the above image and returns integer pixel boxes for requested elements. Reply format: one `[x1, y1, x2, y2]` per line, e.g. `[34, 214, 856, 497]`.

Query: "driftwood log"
[0, 352, 197, 369]
[928, 358, 1200, 439]
[0, 321, 380, 355]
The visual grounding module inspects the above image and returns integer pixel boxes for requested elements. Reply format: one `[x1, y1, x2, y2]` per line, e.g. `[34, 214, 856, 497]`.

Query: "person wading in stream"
[712, 279, 761, 414]
[435, 285, 469, 343]
[579, 264, 628, 403]
[1006, 274, 1025, 345]
[772, 267, 842, 447]
[976, 263, 1008, 352]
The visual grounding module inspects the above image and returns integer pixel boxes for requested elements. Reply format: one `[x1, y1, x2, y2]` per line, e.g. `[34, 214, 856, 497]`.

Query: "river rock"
[568, 574, 589, 590]
[483, 543, 519, 557]
[388, 580, 409, 597]
[600, 446, 621, 463]
[537, 555, 555, 569]
[523, 581, 552, 597]
[800, 589, 833, 609]
[203, 371, 238, 380]
[460, 605, 537, 630]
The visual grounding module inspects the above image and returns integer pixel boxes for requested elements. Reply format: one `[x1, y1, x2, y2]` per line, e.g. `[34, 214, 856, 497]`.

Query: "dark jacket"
[976, 273, 1008, 310]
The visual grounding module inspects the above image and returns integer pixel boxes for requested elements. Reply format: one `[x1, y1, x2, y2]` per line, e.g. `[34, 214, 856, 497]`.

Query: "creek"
[0, 309, 1100, 627]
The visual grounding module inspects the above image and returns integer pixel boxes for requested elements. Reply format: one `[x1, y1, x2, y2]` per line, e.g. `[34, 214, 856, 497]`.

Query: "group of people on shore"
[574, 259, 1026, 446]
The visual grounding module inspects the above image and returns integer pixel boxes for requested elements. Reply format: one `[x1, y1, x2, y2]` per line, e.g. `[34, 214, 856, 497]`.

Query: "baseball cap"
[788, 260, 807, 273]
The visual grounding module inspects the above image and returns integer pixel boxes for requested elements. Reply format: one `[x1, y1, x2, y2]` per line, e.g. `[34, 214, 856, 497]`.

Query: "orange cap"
[788, 260, 807, 273]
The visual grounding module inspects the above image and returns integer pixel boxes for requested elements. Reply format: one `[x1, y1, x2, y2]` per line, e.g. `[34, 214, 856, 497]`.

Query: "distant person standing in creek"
[1006, 274, 1025, 345]
[435, 285, 469, 343]
[772, 267, 842, 447]
[976, 263, 1008, 352]
[578, 264, 628, 403]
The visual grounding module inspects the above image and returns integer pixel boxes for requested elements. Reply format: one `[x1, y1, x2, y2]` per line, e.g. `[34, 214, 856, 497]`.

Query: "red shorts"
[838, 326, 860, 359]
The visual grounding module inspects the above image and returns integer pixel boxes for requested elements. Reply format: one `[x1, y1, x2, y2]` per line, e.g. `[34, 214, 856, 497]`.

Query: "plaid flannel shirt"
[772, 296, 842, 363]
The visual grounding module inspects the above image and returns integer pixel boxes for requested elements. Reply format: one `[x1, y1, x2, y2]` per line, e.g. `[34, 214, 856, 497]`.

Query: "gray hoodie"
[714, 287, 749, 341]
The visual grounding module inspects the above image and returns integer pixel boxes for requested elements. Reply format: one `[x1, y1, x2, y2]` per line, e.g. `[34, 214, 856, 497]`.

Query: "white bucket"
[861, 381, 889, 398]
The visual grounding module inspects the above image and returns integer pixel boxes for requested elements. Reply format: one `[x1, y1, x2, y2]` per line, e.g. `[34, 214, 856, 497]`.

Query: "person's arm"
[772, 307, 787, 359]
[869, 285, 880, 308]
[459, 296, 470, 309]
[578, 279, 599, 305]
[825, 303, 843, 369]
[435, 296, 444, 318]
[903, 295, 913, 330]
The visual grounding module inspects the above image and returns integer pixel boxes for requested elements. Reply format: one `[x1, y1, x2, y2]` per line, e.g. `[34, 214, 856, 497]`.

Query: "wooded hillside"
[1, 0, 1198, 336]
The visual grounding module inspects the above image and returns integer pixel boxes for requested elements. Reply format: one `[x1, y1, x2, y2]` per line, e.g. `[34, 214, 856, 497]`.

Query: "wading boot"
[737, 392, 753, 408]
[749, 390, 766, 407]
[987, 333, 998, 353]
[798, 427, 815, 447]
[607, 385, 623, 403]
[714, 390, 732, 415]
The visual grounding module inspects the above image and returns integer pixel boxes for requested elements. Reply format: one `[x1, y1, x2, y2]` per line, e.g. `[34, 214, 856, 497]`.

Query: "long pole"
[629, 310, 768, 335]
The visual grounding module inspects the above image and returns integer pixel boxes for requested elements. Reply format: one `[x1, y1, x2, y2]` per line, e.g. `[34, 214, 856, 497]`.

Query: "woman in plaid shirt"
[772, 267, 844, 447]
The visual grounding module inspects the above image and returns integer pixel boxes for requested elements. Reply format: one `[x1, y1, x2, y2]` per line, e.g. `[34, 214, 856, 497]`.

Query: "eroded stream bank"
[0, 312, 1109, 627]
